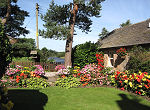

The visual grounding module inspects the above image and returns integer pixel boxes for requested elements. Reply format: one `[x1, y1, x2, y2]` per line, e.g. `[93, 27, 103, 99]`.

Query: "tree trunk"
[1, 0, 11, 25]
[64, 4, 78, 68]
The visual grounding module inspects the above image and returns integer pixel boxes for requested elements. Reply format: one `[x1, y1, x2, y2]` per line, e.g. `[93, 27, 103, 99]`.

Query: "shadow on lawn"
[8, 89, 48, 110]
[117, 94, 150, 110]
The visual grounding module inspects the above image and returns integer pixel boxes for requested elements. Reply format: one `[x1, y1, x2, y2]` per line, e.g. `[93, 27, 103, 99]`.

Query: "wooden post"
[36, 3, 39, 49]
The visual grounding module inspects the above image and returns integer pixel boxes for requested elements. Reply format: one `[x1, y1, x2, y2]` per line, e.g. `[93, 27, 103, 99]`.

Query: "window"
[108, 52, 114, 67]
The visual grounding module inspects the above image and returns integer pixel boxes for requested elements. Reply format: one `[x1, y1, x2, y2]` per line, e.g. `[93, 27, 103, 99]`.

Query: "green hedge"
[127, 46, 150, 73]
[72, 41, 98, 68]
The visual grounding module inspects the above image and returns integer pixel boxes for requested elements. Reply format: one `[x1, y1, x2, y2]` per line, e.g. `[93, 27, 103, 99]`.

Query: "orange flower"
[144, 84, 149, 89]
[16, 78, 20, 83]
[36, 75, 41, 78]
[82, 83, 88, 86]
[16, 75, 20, 79]
[147, 79, 150, 83]
[61, 75, 66, 78]
[24, 75, 28, 79]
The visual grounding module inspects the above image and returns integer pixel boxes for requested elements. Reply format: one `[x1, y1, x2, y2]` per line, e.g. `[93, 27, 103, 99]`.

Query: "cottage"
[98, 18, 150, 71]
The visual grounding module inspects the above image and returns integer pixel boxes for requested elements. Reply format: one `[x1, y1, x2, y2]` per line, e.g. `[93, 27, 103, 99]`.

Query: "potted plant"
[116, 48, 127, 58]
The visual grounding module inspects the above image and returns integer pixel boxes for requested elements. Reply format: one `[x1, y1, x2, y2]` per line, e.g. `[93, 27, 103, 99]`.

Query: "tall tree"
[120, 19, 132, 27]
[12, 38, 36, 57]
[98, 27, 109, 40]
[0, 0, 29, 37]
[40, 0, 105, 67]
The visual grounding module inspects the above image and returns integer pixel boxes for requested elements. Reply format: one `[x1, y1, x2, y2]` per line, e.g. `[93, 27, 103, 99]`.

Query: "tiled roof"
[99, 18, 150, 49]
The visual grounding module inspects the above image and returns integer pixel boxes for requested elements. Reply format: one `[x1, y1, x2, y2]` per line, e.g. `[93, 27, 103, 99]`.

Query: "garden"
[0, 1, 150, 110]
[0, 49, 150, 110]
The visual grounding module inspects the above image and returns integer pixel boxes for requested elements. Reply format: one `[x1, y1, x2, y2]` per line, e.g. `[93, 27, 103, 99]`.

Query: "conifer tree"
[40, 0, 105, 67]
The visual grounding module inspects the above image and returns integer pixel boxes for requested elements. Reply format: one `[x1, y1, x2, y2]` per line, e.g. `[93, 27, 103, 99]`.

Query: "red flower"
[137, 78, 141, 83]
[9, 76, 13, 79]
[119, 81, 122, 84]
[138, 92, 141, 95]
[78, 73, 81, 76]
[120, 87, 125, 91]
[20, 73, 24, 77]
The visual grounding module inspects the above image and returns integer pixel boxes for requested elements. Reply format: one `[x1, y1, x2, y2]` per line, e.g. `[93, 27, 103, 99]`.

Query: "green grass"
[8, 87, 150, 110]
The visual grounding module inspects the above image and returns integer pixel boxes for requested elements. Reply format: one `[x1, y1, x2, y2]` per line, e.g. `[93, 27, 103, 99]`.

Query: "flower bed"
[54, 51, 150, 97]
[110, 71, 150, 96]
[0, 65, 49, 89]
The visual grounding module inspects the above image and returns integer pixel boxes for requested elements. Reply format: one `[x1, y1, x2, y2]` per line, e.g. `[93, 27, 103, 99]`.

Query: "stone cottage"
[98, 18, 150, 71]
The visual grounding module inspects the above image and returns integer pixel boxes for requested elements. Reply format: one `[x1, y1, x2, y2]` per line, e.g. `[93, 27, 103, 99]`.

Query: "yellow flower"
[138, 85, 142, 88]
[147, 75, 150, 79]
[124, 80, 128, 83]
[129, 82, 133, 88]
[142, 78, 146, 81]
[111, 75, 115, 78]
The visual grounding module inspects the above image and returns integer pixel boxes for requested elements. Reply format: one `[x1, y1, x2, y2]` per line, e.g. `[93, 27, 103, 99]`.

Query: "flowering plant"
[111, 71, 150, 96]
[55, 65, 65, 71]
[116, 48, 127, 56]
[3, 65, 45, 87]
[55, 65, 70, 78]
[31, 65, 45, 76]
[96, 52, 104, 70]
[79, 64, 110, 86]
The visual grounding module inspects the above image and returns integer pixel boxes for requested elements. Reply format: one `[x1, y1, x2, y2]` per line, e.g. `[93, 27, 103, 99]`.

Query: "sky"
[17, 0, 150, 52]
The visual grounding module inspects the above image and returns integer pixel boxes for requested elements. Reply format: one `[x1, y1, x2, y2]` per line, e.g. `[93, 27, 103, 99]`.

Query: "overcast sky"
[18, 0, 150, 52]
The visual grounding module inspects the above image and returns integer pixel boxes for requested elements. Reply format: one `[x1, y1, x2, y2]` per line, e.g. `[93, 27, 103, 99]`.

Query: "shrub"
[72, 41, 98, 68]
[127, 46, 150, 73]
[0, 87, 14, 110]
[55, 76, 81, 89]
[140, 60, 150, 73]
[23, 77, 49, 89]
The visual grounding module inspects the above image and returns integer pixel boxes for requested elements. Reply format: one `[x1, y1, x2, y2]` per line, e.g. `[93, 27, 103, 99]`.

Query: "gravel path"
[45, 72, 57, 77]
[44, 72, 58, 85]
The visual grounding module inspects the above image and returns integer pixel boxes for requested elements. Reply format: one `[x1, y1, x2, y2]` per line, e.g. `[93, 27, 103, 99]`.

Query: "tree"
[120, 19, 132, 27]
[0, 0, 29, 37]
[40, 0, 105, 67]
[98, 27, 109, 40]
[12, 38, 36, 57]
[0, 22, 12, 78]
[38, 47, 59, 62]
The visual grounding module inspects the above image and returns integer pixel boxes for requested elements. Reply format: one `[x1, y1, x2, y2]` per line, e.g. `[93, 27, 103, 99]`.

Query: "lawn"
[8, 87, 150, 110]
